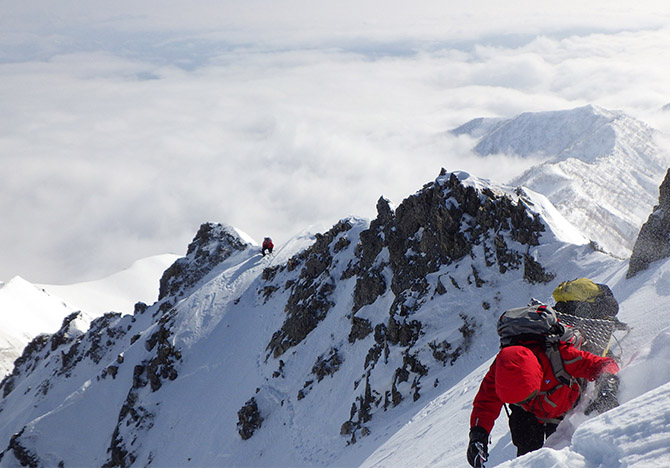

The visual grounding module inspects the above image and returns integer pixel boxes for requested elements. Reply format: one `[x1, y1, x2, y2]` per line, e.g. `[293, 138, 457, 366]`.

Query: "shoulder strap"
[544, 339, 573, 386]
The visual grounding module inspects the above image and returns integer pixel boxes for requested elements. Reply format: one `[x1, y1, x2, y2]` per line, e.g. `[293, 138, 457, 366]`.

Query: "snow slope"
[453, 105, 670, 259]
[38, 254, 180, 316]
[1, 171, 670, 468]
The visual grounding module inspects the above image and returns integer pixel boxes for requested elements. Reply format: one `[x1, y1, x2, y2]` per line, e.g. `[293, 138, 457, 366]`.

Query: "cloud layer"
[2, 1, 670, 283]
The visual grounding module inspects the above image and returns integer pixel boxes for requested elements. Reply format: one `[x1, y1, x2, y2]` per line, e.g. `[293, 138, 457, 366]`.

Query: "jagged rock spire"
[627, 169, 670, 277]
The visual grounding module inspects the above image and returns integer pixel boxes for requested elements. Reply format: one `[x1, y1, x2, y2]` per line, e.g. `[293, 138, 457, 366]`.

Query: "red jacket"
[470, 343, 619, 433]
[262, 238, 274, 249]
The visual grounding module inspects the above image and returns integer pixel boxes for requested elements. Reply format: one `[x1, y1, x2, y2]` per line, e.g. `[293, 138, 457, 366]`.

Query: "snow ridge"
[453, 105, 670, 258]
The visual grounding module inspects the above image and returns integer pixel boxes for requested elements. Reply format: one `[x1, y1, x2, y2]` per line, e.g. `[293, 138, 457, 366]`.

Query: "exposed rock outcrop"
[237, 397, 264, 440]
[266, 220, 354, 358]
[159, 223, 249, 300]
[628, 169, 670, 277]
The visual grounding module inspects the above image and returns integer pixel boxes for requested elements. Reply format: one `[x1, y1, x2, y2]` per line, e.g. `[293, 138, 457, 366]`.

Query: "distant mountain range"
[452, 104, 669, 258]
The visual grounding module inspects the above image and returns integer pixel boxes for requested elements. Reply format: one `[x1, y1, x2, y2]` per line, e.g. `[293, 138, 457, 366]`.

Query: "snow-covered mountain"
[0, 254, 180, 379]
[0, 277, 82, 378]
[452, 105, 670, 259]
[38, 254, 180, 317]
[2, 166, 670, 467]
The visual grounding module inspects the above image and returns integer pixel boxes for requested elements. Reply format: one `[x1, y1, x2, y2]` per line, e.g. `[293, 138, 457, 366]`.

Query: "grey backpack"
[497, 304, 583, 385]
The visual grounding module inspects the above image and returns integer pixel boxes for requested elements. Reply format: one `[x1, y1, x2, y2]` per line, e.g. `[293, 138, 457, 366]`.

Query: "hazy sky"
[2, 1, 670, 284]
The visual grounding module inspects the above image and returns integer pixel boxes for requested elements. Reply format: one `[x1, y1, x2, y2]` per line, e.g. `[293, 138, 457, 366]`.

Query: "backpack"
[552, 278, 619, 319]
[497, 304, 583, 386]
[552, 278, 601, 303]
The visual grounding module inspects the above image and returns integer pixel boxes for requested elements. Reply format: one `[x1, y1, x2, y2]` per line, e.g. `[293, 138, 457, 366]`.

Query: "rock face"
[159, 223, 249, 300]
[627, 169, 670, 277]
[252, 170, 554, 443]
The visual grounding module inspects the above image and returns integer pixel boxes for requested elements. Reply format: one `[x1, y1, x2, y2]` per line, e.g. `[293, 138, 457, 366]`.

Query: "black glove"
[585, 374, 620, 415]
[466, 426, 489, 467]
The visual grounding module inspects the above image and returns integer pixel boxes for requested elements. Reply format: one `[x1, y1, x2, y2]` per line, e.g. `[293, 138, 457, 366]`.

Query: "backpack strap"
[544, 339, 574, 386]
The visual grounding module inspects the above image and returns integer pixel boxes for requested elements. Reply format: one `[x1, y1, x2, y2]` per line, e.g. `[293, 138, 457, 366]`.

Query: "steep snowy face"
[453, 105, 669, 258]
[38, 254, 180, 316]
[0, 222, 260, 467]
[0, 255, 177, 379]
[0, 278, 80, 377]
[628, 169, 670, 277]
[453, 105, 616, 162]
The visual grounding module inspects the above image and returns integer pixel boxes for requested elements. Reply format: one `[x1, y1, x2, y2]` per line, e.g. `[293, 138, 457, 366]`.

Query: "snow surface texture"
[453, 105, 670, 259]
[0, 254, 178, 378]
[1, 170, 670, 467]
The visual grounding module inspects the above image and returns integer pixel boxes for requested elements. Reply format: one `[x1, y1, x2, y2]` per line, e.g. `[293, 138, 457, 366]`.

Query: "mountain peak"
[158, 222, 253, 300]
[453, 105, 669, 258]
[452, 104, 635, 163]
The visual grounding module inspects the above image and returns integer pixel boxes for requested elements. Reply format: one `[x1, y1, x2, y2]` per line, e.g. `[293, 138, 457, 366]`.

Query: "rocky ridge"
[0, 171, 579, 466]
[248, 170, 556, 443]
[0, 223, 252, 467]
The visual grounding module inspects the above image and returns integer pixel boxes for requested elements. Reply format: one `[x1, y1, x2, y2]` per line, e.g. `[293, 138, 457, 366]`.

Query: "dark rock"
[237, 397, 264, 440]
[133, 302, 148, 315]
[523, 253, 556, 284]
[628, 169, 670, 277]
[159, 223, 249, 300]
[352, 268, 387, 315]
[348, 317, 373, 343]
[267, 220, 353, 358]
[311, 348, 343, 382]
[6, 428, 40, 468]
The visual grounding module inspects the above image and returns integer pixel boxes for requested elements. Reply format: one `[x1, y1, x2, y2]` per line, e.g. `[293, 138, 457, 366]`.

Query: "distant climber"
[261, 237, 274, 256]
[466, 304, 620, 467]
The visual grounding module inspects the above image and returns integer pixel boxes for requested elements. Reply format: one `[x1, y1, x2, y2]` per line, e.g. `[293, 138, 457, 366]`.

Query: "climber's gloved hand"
[466, 426, 489, 467]
[585, 374, 620, 415]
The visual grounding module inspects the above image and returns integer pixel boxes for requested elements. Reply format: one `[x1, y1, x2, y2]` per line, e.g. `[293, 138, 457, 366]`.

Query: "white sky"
[2, 1, 670, 283]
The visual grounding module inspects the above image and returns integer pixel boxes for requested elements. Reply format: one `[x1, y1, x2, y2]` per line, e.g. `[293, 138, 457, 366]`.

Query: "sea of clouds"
[2, 0, 669, 283]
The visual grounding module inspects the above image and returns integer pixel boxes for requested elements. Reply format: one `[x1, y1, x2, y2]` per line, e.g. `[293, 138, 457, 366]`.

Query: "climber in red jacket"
[467, 343, 619, 466]
[261, 237, 274, 256]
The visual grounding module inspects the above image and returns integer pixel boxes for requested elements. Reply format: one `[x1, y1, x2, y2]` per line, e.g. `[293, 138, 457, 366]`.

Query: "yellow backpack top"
[552, 278, 602, 303]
